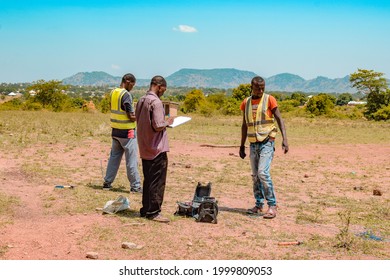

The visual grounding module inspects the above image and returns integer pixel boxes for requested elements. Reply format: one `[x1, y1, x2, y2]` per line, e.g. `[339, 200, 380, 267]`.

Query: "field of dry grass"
[0, 110, 389, 260]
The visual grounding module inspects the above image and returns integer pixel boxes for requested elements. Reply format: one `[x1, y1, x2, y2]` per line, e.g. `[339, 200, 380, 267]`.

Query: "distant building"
[347, 101, 367, 106]
[8, 92, 17, 96]
[162, 101, 179, 117]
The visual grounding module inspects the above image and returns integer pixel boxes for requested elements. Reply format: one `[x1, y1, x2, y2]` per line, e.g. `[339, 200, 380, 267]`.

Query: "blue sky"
[0, 0, 389, 83]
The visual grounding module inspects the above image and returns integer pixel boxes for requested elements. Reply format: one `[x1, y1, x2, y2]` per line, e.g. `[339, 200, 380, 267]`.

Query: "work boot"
[148, 214, 170, 223]
[102, 182, 112, 191]
[263, 205, 277, 219]
[130, 187, 143, 193]
[247, 205, 263, 215]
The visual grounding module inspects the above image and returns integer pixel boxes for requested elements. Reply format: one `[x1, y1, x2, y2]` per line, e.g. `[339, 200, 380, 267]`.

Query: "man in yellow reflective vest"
[103, 73, 142, 193]
[239, 76, 289, 219]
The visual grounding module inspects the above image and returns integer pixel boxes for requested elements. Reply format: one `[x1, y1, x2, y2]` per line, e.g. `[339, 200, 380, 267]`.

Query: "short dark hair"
[150, 75, 167, 87]
[251, 76, 265, 85]
[121, 73, 136, 84]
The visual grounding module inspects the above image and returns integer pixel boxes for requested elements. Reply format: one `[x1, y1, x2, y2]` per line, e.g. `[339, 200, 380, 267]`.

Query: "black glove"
[239, 146, 246, 159]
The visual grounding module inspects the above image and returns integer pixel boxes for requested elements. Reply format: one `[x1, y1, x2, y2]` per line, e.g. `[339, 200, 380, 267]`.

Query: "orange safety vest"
[244, 94, 277, 142]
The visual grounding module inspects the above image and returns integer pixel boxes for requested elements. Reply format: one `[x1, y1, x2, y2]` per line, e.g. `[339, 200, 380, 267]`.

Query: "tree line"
[1, 69, 389, 121]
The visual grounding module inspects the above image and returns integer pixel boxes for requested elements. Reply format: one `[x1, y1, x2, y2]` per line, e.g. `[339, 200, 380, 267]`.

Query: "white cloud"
[111, 64, 121, 70]
[173, 25, 197, 33]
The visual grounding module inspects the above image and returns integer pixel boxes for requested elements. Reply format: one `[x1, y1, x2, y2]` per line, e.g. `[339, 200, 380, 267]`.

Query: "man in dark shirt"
[103, 73, 142, 193]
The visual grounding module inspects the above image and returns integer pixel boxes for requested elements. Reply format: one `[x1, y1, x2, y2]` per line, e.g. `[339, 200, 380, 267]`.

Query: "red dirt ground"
[0, 140, 389, 260]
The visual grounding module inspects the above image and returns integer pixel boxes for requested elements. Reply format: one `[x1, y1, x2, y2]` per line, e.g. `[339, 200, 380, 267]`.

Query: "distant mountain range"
[62, 68, 356, 93]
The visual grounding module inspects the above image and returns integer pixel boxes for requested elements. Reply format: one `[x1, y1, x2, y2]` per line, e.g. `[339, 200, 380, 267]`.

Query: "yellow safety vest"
[245, 94, 277, 143]
[110, 88, 136, 130]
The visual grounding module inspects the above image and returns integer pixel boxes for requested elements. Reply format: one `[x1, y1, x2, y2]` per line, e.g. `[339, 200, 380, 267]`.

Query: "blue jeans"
[104, 136, 141, 190]
[250, 140, 276, 207]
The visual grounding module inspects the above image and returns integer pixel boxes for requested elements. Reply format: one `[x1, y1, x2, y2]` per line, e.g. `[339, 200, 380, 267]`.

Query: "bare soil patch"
[0, 138, 389, 260]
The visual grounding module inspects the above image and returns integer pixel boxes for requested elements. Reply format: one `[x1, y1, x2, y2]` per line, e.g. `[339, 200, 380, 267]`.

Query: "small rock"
[373, 189, 382, 196]
[353, 186, 364, 191]
[187, 241, 193, 247]
[185, 164, 192, 168]
[122, 242, 137, 249]
[86, 252, 99, 259]
[304, 174, 309, 178]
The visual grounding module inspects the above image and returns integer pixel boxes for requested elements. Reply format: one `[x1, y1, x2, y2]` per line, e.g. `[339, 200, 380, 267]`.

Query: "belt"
[255, 136, 274, 144]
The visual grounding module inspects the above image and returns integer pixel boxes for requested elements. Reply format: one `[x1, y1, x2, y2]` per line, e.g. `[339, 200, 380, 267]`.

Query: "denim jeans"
[250, 140, 276, 207]
[104, 136, 141, 190]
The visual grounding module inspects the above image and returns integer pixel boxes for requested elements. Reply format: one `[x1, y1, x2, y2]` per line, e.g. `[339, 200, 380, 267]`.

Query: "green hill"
[62, 69, 356, 93]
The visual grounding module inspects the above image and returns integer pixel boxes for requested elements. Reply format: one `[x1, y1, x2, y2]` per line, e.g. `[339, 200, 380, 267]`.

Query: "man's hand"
[239, 146, 246, 159]
[166, 116, 176, 127]
[282, 140, 289, 154]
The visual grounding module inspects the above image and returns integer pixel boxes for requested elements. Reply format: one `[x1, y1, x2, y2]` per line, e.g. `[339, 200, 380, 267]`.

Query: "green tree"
[206, 93, 226, 110]
[290, 92, 307, 106]
[27, 80, 69, 111]
[183, 89, 206, 113]
[232, 84, 251, 101]
[336, 93, 353, 106]
[349, 69, 390, 119]
[372, 103, 390, 121]
[350, 69, 387, 95]
[278, 99, 300, 112]
[71, 97, 86, 109]
[306, 93, 336, 116]
[100, 93, 111, 113]
[221, 97, 241, 116]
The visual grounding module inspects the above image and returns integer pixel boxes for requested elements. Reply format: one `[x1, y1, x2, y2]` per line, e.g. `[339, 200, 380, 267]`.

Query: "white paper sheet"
[168, 116, 192, 128]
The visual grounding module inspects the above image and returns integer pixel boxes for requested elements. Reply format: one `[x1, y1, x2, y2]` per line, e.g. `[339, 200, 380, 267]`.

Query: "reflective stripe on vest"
[245, 94, 277, 142]
[110, 88, 136, 130]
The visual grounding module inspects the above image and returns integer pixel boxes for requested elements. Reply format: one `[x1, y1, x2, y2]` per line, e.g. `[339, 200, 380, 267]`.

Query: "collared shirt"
[135, 91, 169, 160]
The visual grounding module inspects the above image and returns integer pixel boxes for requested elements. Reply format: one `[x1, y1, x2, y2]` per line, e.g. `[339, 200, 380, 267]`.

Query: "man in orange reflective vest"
[239, 76, 289, 219]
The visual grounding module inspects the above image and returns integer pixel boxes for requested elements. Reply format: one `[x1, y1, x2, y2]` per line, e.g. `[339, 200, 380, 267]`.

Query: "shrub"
[290, 92, 308, 105]
[336, 93, 353, 106]
[99, 93, 111, 113]
[183, 89, 206, 113]
[365, 89, 390, 119]
[306, 94, 336, 116]
[372, 105, 390, 121]
[231, 84, 251, 101]
[206, 93, 226, 110]
[278, 99, 300, 113]
[221, 98, 241, 116]
[198, 101, 217, 117]
[22, 101, 43, 111]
